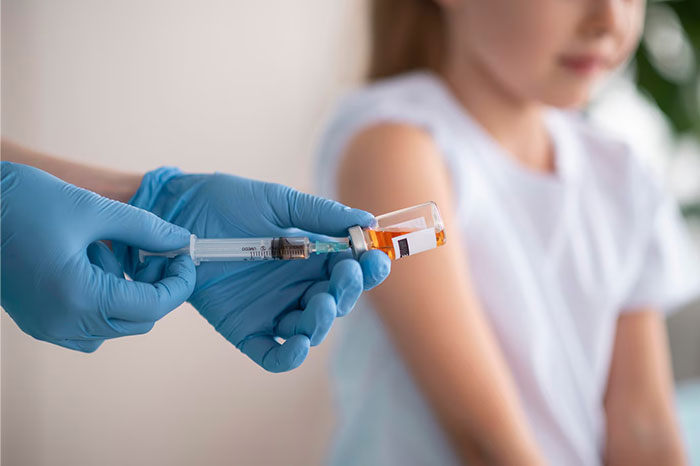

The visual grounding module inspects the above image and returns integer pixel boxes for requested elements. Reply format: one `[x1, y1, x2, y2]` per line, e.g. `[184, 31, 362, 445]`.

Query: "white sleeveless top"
[315, 72, 700, 466]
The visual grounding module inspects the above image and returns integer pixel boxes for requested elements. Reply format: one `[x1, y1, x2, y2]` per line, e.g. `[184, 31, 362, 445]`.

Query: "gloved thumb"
[95, 198, 191, 252]
[274, 186, 376, 237]
[87, 241, 125, 277]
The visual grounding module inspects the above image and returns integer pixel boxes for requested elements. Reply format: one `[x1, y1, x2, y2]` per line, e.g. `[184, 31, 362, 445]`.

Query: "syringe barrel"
[138, 235, 313, 264]
[192, 236, 310, 263]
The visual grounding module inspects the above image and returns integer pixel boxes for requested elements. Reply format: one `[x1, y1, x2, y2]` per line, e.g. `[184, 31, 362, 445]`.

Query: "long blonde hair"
[368, 0, 445, 81]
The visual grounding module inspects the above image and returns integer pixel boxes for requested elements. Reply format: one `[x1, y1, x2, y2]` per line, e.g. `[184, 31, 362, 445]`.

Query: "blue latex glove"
[0, 162, 196, 352]
[115, 167, 391, 372]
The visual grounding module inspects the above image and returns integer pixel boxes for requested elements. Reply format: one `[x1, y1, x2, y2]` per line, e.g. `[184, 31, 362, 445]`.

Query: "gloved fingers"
[71, 318, 154, 340]
[300, 281, 329, 308]
[301, 252, 359, 305]
[239, 334, 310, 373]
[131, 256, 169, 284]
[275, 293, 336, 346]
[87, 241, 124, 277]
[301, 258, 366, 316]
[102, 319, 155, 337]
[324, 249, 355, 274]
[271, 186, 376, 237]
[324, 249, 391, 290]
[48, 338, 104, 353]
[100, 254, 195, 323]
[96, 200, 191, 252]
[328, 259, 364, 317]
[358, 250, 391, 290]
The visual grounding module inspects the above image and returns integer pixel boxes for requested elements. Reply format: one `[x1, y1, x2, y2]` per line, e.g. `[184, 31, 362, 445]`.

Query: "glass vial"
[348, 201, 446, 260]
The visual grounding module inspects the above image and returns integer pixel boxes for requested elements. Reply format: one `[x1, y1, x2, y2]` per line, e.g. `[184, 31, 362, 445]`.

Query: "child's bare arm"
[604, 310, 686, 466]
[337, 123, 545, 466]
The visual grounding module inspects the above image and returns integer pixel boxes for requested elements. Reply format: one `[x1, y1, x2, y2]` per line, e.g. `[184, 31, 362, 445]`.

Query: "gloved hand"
[114, 167, 391, 372]
[0, 162, 196, 352]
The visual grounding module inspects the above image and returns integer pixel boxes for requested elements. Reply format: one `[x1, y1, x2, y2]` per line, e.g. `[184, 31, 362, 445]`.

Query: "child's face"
[439, 0, 645, 107]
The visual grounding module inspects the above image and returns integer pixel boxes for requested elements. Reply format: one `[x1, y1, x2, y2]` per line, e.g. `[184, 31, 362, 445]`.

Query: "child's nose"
[581, 0, 630, 40]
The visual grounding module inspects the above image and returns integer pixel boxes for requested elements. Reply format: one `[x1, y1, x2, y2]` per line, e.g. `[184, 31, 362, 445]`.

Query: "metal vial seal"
[348, 225, 368, 259]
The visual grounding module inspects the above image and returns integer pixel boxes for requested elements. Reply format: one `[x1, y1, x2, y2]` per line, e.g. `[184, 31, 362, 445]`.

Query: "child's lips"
[558, 54, 608, 76]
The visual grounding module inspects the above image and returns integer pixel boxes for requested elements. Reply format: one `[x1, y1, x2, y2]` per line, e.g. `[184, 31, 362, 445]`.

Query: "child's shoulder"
[347, 71, 444, 103]
[330, 72, 449, 126]
[321, 72, 453, 154]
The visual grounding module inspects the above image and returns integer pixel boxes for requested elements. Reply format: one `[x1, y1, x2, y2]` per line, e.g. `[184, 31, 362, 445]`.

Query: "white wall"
[1, 1, 369, 465]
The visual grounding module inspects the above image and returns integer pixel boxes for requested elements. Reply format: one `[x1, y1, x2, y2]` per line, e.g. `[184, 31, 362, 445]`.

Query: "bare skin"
[604, 311, 687, 465]
[2, 140, 142, 202]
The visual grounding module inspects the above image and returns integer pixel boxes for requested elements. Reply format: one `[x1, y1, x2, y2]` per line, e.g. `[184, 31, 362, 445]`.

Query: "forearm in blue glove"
[0, 162, 196, 352]
[114, 167, 391, 372]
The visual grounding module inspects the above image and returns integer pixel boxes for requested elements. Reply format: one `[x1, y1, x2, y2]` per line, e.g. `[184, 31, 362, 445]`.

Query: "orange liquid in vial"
[367, 229, 447, 260]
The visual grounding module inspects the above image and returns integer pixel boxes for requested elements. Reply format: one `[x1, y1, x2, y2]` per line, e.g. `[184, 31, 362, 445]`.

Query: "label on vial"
[392, 228, 437, 259]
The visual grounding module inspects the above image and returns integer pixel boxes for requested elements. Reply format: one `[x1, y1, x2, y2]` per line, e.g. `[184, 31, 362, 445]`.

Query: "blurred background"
[1, 1, 699, 465]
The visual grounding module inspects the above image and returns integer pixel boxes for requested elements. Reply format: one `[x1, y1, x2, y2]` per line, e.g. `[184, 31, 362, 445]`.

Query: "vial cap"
[348, 225, 368, 259]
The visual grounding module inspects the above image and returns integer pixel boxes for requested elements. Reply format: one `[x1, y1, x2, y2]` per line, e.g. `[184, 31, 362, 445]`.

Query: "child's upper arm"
[335, 122, 544, 464]
[337, 122, 475, 346]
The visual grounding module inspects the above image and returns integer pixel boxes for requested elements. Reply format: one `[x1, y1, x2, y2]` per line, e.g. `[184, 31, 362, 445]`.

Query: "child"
[316, 0, 700, 464]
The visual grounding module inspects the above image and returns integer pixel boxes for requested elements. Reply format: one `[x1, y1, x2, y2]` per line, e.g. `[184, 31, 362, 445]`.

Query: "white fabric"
[315, 71, 700, 466]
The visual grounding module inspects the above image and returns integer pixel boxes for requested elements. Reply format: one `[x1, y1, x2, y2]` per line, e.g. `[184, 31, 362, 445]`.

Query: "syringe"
[139, 234, 351, 265]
